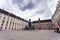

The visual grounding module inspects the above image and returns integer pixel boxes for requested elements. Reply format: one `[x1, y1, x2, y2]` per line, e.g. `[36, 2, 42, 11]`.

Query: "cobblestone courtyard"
[0, 30, 60, 40]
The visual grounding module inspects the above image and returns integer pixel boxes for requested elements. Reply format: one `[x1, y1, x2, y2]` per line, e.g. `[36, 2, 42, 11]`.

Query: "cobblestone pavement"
[0, 30, 60, 40]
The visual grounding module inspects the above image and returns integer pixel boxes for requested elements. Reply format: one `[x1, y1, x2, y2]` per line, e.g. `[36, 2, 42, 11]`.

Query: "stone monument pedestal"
[24, 19, 35, 30]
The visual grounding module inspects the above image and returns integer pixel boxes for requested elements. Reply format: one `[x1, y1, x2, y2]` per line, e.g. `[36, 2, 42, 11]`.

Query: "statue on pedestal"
[24, 19, 35, 30]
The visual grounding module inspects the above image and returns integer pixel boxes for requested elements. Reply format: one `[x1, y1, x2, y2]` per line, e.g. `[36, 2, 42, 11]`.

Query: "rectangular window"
[5, 27, 7, 29]
[10, 18, 12, 26]
[1, 17, 5, 26]
[6, 18, 9, 26]
[0, 16, 1, 20]
[1, 20, 4, 26]
[10, 22, 11, 26]
[15, 23, 16, 27]
[9, 27, 10, 29]
[0, 27, 2, 30]
[19, 24, 20, 26]
[13, 22, 14, 27]
[17, 23, 18, 27]
[6, 21, 8, 26]
[12, 27, 13, 30]
[0, 16, 1, 18]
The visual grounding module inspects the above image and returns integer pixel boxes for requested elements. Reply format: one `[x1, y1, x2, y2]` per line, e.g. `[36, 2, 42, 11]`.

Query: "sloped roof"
[32, 19, 51, 23]
[0, 9, 28, 23]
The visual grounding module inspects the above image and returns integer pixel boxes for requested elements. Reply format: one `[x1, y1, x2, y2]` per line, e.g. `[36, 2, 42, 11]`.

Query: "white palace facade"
[52, 0, 60, 30]
[0, 9, 28, 30]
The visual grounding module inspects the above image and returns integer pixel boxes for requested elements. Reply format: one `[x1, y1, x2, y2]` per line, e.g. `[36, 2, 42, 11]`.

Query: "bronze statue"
[24, 19, 35, 30]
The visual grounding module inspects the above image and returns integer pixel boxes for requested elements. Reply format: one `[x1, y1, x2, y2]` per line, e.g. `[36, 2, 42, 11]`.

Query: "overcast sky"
[0, 0, 58, 21]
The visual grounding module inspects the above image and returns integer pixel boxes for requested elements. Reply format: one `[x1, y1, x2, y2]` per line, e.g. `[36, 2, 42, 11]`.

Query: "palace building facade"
[52, 0, 60, 30]
[32, 19, 53, 30]
[0, 9, 28, 30]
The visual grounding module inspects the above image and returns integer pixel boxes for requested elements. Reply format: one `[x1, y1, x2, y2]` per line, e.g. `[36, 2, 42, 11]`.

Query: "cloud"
[20, 1, 34, 11]
[0, 0, 58, 21]
[12, 0, 45, 11]
[0, 0, 7, 8]
[29, 0, 51, 18]
[47, 0, 58, 14]
[12, 0, 23, 4]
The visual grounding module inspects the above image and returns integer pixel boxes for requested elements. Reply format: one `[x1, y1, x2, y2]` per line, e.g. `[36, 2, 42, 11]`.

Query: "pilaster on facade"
[0, 9, 28, 30]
